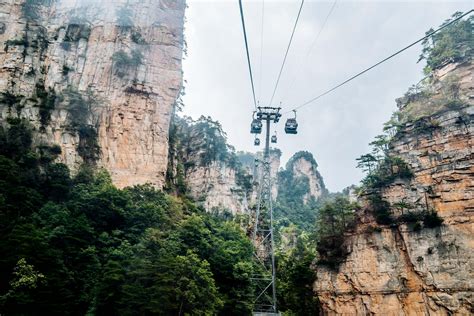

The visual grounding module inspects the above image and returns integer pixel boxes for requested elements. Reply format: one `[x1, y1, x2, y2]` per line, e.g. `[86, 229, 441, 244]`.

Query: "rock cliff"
[285, 151, 326, 203]
[277, 151, 326, 206]
[314, 61, 473, 315]
[0, 0, 185, 188]
[166, 115, 254, 215]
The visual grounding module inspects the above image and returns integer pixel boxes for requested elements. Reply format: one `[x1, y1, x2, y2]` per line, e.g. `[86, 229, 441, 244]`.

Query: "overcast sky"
[181, 0, 473, 192]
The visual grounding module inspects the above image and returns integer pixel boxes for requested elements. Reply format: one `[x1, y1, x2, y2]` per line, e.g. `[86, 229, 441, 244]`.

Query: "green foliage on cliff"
[275, 151, 326, 232]
[35, 82, 59, 128]
[315, 196, 358, 269]
[418, 12, 473, 74]
[116, 6, 134, 28]
[112, 50, 144, 78]
[277, 235, 319, 315]
[60, 22, 91, 51]
[357, 133, 413, 191]
[0, 121, 255, 315]
[193, 116, 231, 166]
[0, 92, 23, 115]
[64, 88, 100, 163]
[21, 0, 55, 21]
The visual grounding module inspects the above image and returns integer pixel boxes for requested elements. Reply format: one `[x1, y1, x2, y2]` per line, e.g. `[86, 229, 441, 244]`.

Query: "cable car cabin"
[284, 118, 298, 134]
[254, 137, 261, 146]
[250, 119, 262, 134]
[271, 134, 277, 143]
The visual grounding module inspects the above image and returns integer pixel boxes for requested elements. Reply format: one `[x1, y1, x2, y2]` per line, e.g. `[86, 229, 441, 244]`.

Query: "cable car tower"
[250, 106, 297, 314]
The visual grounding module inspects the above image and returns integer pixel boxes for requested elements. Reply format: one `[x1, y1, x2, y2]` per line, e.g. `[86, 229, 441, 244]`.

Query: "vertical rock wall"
[290, 154, 326, 203]
[185, 161, 250, 215]
[313, 62, 473, 315]
[0, 0, 185, 188]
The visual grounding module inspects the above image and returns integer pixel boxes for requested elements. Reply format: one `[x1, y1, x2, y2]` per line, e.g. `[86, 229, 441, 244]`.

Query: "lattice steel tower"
[250, 106, 282, 315]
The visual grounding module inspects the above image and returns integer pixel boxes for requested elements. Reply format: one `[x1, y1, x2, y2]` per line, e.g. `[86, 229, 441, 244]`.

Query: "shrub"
[369, 194, 394, 225]
[62, 88, 101, 163]
[131, 30, 146, 44]
[130, 49, 144, 66]
[65, 88, 90, 128]
[316, 234, 349, 269]
[22, 0, 44, 20]
[62, 65, 72, 75]
[38, 144, 62, 163]
[423, 211, 444, 228]
[5, 37, 28, 47]
[398, 211, 422, 223]
[418, 12, 474, 74]
[35, 82, 57, 127]
[116, 6, 133, 28]
[413, 222, 422, 231]
[0, 92, 23, 113]
[77, 125, 100, 163]
[64, 23, 91, 42]
[111, 49, 144, 77]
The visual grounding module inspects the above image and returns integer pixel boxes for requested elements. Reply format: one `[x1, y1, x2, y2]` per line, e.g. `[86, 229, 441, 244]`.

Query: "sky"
[181, 0, 473, 192]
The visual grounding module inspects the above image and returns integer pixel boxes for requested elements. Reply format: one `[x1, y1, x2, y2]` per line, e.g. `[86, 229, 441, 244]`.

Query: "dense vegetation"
[277, 234, 319, 315]
[418, 11, 473, 74]
[0, 119, 255, 315]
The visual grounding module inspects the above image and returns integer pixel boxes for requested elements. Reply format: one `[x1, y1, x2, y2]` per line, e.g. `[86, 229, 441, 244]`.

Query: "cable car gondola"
[254, 137, 261, 146]
[250, 111, 262, 134]
[285, 110, 298, 134]
[271, 132, 277, 143]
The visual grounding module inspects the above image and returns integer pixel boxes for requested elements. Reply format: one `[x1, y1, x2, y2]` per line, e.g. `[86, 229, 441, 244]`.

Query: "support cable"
[285, 9, 474, 114]
[268, 0, 305, 106]
[238, 0, 258, 109]
[282, 0, 337, 103]
[258, 0, 265, 102]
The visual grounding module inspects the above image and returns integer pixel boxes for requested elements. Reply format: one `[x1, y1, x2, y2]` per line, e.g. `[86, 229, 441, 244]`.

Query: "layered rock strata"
[314, 62, 473, 315]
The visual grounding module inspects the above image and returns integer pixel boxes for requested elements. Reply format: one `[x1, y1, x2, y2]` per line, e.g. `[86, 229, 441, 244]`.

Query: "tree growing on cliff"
[277, 236, 319, 315]
[418, 12, 474, 74]
[315, 196, 358, 268]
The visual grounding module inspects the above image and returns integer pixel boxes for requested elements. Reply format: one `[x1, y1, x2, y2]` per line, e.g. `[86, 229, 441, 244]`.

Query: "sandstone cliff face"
[314, 62, 473, 315]
[186, 161, 250, 215]
[0, 0, 185, 188]
[166, 116, 254, 215]
[290, 154, 325, 203]
[280, 151, 326, 204]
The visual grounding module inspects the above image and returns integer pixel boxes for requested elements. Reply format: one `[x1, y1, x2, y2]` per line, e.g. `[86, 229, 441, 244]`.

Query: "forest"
[0, 119, 255, 315]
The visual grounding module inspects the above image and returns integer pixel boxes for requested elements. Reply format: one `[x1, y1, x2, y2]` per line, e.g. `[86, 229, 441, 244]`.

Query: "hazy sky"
[182, 0, 473, 192]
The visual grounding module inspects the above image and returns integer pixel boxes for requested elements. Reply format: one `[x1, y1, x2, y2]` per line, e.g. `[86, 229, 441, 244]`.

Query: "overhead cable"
[238, 0, 258, 109]
[286, 9, 474, 114]
[268, 0, 305, 106]
[282, 0, 337, 102]
[258, 0, 265, 102]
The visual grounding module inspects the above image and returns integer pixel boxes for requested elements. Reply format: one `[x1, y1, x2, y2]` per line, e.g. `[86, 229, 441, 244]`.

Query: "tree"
[277, 236, 319, 315]
[315, 197, 357, 268]
[356, 153, 377, 174]
[418, 12, 474, 74]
